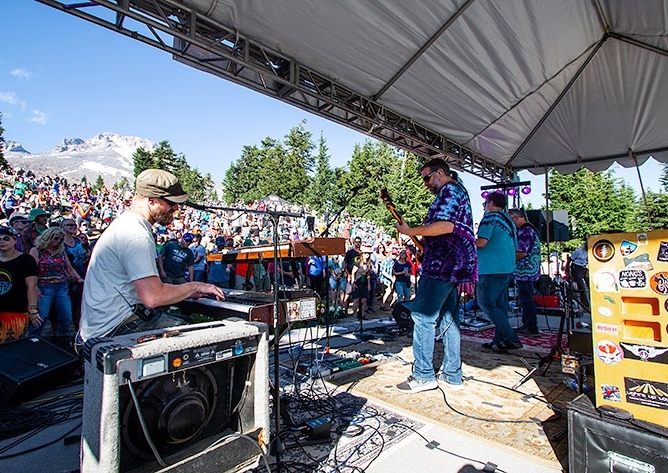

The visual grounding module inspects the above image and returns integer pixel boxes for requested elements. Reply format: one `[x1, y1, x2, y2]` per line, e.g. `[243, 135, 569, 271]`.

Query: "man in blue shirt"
[476, 193, 522, 353]
[395, 159, 477, 393]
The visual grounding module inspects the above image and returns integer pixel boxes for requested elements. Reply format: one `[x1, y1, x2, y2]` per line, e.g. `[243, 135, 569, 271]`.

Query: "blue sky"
[1, 1, 663, 222]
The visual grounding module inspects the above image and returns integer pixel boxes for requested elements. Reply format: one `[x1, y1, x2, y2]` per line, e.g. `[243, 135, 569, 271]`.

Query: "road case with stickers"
[588, 230, 668, 426]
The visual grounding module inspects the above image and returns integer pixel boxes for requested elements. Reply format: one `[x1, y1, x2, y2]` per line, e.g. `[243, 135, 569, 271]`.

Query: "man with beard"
[78, 170, 225, 344]
[395, 159, 477, 393]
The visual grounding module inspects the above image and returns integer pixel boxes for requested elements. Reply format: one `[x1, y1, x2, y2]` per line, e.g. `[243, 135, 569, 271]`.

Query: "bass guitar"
[380, 189, 424, 261]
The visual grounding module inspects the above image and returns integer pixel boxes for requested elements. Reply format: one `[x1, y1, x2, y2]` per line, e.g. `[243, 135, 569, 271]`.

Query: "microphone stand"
[318, 189, 362, 348]
[184, 201, 302, 473]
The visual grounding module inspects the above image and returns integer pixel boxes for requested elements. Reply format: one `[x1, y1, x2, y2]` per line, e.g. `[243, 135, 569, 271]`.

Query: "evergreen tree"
[92, 175, 105, 193]
[304, 133, 335, 213]
[223, 144, 265, 203]
[635, 190, 668, 231]
[132, 140, 215, 201]
[661, 164, 668, 192]
[547, 167, 637, 249]
[0, 112, 9, 171]
[133, 147, 156, 177]
[113, 176, 131, 192]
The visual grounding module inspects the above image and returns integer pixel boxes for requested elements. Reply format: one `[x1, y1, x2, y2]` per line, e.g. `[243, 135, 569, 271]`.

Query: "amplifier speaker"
[0, 336, 80, 405]
[392, 302, 414, 333]
[81, 320, 269, 473]
[568, 394, 668, 473]
[526, 209, 570, 242]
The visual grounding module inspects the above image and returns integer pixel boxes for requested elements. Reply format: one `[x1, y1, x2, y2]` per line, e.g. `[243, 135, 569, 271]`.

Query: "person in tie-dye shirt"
[395, 159, 477, 394]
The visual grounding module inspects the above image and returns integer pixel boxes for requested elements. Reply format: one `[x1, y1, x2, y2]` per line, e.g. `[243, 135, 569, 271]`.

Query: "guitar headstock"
[379, 188, 394, 208]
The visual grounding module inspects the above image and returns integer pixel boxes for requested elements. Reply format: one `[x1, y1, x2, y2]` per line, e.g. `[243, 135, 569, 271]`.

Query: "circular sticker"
[592, 240, 615, 262]
[595, 340, 624, 365]
[593, 269, 618, 293]
[650, 272, 668, 296]
[597, 306, 612, 317]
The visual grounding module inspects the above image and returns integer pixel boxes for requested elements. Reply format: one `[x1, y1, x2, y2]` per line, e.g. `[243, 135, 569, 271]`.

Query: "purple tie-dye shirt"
[421, 180, 478, 283]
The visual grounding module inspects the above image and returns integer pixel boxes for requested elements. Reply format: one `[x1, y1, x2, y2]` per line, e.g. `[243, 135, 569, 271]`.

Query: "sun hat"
[29, 208, 51, 221]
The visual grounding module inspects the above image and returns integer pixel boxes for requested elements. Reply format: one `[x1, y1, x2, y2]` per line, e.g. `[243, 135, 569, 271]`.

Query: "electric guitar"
[380, 189, 424, 261]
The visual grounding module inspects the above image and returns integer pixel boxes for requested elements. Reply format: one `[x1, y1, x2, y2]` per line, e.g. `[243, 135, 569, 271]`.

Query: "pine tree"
[305, 133, 336, 213]
[92, 175, 105, 193]
[547, 167, 638, 248]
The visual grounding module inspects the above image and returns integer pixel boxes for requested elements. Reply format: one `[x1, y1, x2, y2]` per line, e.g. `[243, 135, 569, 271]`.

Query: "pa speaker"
[392, 302, 414, 334]
[0, 337, 80, 405]
[81, 320, 269, 473]
[568, 394, 668, 473]
[526, 209, 570, 242]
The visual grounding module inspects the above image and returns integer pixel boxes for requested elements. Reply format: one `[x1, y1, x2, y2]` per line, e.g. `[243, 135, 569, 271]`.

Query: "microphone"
[183, 201, 207, 211]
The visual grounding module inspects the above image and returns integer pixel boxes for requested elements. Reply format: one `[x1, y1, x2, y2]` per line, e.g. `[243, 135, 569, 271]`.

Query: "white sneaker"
[436, 374, 465, 391]
[396, 375, 438, 393]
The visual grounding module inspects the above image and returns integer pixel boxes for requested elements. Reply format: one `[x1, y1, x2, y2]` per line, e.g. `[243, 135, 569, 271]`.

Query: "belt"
[122, 314, 140, 325]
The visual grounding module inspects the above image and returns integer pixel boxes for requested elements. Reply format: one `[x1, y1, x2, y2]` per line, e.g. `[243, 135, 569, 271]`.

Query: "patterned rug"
[250, 370, 425, 472]
[324, 331, 577, 471]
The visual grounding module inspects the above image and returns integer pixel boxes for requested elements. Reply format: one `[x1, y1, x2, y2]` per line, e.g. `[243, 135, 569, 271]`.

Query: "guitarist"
[395, 159, 477, 394]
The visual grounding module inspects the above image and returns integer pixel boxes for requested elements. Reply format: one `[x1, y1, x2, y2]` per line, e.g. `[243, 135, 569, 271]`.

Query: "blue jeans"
[409, 277, 462, 384]
[516, 279, 538, 331]
[395, 281, 411, 302]
[193, 269, 206, 282]
[30, 282, 72, 337]
[477, 274, 521, 345]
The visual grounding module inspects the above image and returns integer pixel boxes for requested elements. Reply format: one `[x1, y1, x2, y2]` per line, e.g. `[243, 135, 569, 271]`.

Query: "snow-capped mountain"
[3, 133, 157, 185]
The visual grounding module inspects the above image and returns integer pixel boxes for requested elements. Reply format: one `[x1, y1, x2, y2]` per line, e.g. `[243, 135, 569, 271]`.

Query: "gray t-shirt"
[80, 211, 158, 341]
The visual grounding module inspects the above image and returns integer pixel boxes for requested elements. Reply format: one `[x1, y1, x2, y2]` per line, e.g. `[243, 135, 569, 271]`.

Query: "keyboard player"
[77, 170, 225, 348]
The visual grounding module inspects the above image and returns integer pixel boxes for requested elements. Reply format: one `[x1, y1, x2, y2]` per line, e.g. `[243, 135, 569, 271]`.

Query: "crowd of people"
[0, 164, 590, 399]
[0, 166, 422, 343]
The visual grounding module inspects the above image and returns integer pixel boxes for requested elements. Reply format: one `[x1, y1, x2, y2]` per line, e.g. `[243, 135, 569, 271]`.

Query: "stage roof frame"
[38, 0, 668, 183]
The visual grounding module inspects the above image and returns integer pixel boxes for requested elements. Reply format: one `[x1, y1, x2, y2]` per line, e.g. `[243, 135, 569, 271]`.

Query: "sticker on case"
[618, 269, 647, 289]
[625, 378, 668, 411]
[650, 272, 668, 295]
[620, 240, 638, 256]
[592, 240, 615, 262]
[621, 343, 668, 363]
[595, 340, 624, 365]
[623, 253, 653, 271]
[593, 269, 618, 293]
[595, 322, 619, 335]
[657, 241, 668, 262]
[600, 385, 621, 402]
[637, 234, 649, 246]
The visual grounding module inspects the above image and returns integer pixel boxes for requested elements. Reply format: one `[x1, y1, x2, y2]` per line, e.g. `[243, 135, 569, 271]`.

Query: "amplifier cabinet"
[81, 320, 269, 473]
[0, 336, 79, 405]
[568, 394, 668, 473]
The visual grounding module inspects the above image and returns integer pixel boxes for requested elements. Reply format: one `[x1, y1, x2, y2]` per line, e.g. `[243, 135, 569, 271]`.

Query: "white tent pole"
[629, 149, 652, 228]
[545, 167, 553, 276]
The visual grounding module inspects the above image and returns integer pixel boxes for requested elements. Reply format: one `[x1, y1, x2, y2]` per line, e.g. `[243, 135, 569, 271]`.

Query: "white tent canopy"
[40, 0, 668, 181]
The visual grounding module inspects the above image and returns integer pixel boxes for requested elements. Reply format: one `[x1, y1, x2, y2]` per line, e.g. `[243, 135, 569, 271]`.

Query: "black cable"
[0, 422, 81, 459]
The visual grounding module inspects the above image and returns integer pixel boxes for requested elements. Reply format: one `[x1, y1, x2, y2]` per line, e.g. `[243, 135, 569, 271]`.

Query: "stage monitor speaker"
[568, 394, 668, 473]
[0, 336, 80, 405]
[526, 209, 570, 242]
[81, 320, 269, 473]
[392, 301, 414, 333]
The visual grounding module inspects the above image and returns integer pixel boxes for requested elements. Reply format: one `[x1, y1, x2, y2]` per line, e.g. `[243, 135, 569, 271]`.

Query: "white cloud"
[29, 110, 48, 125]
[10, 68, 32, 80]
[0, 91, 26, 109]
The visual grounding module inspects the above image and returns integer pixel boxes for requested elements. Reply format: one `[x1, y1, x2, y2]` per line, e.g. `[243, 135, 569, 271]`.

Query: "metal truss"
[38, 0, 509, 181]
